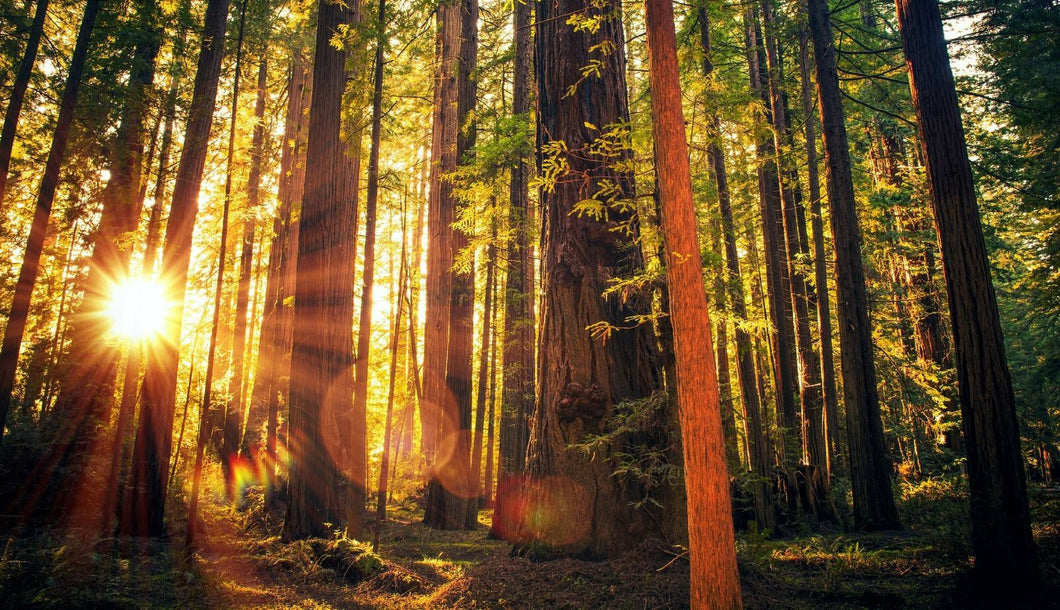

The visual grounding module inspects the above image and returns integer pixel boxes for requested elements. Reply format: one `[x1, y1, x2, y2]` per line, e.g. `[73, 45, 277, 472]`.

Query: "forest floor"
[1, 477, 1059, 608]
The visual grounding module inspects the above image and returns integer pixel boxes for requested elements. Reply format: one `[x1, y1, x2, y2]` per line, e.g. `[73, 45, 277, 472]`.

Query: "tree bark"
[645, 2, 742, 606]
[283, 0, 361, 541]
[470, 221, 497, 521]
[808, 0, 900, 530]
[522, 0, 661, 558]
[895, 0, 1039, 591]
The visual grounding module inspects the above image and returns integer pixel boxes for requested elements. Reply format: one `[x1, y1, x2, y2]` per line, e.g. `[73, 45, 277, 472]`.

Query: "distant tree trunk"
[522, 0, 661, 559]
[350, 0, 388, 538]
[187, 0, 249, 546]
[470, 221, 497, 520]
[283, 0, 361, 540]
[423, 0, 477, 531]
[797, 25, 840, 474]
[491, 0, 533, 541]
[483, 294, 498, 506]
[808, 0, 900, 530]
[744, 4, 799, 465]
[228, 50, 269, 457]
[698, 2, 776, 533]
[895, 0, 1038, 591]
[123, 0, 230, 538]
[246, 53, 309, 467]
[645, 2, 742, 606]
[0, 0, 49, 212]
[0, 0, 101, 452]
[377, 190, 406, 522]
[760, 0, 833, 522]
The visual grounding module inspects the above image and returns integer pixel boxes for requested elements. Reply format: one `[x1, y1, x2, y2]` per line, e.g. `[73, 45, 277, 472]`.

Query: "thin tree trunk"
[0, 0, 101, 452]
[0, 0, 49, 212]
[895, 0, 1038, 591]
[492, 0, 533, 541]
[228, 49, 269, 457]
[350, 0, 387, 538]
[377, 190, 406, 521]
[187, 0, 249, 546]
[698, 2, 776, 532]
[470, 220, 497, 519]
[808, 0, 900, 530]
[645, 2, 742, 606]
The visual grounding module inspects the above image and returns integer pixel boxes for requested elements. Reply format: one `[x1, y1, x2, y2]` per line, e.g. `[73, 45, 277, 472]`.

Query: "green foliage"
[569, 392, 681, 512]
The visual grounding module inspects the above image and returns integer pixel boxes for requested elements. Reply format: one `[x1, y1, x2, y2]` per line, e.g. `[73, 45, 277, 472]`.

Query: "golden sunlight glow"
[107, 278, 169, 340]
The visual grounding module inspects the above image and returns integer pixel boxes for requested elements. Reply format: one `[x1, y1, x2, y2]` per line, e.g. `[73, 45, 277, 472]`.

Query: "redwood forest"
[0, 0, 1057, 607]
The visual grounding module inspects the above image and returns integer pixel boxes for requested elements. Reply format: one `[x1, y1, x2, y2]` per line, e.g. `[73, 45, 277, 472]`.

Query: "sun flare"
[106, 278, 169, 340]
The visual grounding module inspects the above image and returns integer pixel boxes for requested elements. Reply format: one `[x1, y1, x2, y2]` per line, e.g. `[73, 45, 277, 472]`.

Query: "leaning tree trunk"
[0, 0, 50, 212]
[808, 0, 900, 530]
[644, 1, 741, 606]
[123, 0, 230, 538]
[0, 0, 101, 453]
[283, 0, 361, 541]
[522, 0, 662, 559]
[46, 0, 161, 532]
[895, 0, 1038, 592]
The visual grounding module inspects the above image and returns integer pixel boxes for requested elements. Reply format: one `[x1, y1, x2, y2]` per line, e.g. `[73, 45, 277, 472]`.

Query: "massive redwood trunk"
[283, 0, 361, 540]
[522, 0, 661, 559]
[895, 0, 1039, 592]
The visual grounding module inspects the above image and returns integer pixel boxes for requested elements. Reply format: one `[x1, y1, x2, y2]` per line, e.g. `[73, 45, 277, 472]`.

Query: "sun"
[106, 277, 169, 340]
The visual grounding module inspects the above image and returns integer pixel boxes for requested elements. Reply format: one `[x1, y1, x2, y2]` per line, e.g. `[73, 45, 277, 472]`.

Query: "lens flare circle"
[107, 277, 168, 339]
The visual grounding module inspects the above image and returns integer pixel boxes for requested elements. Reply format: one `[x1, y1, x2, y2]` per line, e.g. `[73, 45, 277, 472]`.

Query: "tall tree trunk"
[699, 1, 776, 533]
[123, 0, 230, 538]
[377, 185, 406, 522]
[350, 0, 388, 538]
[645, 2, 741, 606]
[760, 0, 832, 522]
[470, 221, 497, 521]
[797, 25, 840, 475]
[229, 50, 269, 457]
[423, 0, 477, 531]
[0, 0, 49, 212]
[491, 0, 533, 541]
[246, 53, 308, 462]
[45, 0, 161, 531]
[187, 0, 250, 546]
[0, 0, 101, 452]
[895, 0, 1038, 591]
[744, 4, 799, 472]
[522, 0, 661, 559]
[808, 0, 900, 530]
[283, 0, 361, 540]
